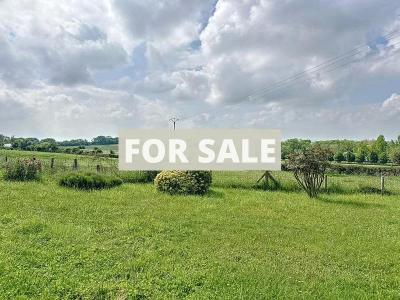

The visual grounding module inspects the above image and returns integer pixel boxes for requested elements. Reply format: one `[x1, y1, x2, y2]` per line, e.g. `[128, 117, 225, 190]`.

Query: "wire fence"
[0, 154, 119, 175]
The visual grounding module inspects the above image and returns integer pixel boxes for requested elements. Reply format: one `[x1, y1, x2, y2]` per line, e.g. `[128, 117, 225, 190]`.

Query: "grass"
[1, 151, 400, 298]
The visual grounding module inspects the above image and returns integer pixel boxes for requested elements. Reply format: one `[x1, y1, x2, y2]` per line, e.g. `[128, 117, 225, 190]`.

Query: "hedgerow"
[59, 173, 123, 190]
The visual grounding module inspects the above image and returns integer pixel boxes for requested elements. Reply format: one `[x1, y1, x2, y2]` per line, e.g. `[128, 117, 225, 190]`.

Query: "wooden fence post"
[96, 165, 101, 173]
[51, 158, 55, 169]
[5, 156, 7, 163]
[73, 159, 78, 170]
[324, 175, 328, 190]
[381, 176, 385, 196]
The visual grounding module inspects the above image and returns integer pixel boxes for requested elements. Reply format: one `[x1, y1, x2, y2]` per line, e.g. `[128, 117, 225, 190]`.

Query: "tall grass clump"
[4, 159, 42, 181]
[155, 171, 212, 195]
[59, 172, 123, 190]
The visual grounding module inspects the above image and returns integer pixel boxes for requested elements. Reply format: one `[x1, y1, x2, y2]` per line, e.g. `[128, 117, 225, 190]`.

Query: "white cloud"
[0, 0, 400, 139]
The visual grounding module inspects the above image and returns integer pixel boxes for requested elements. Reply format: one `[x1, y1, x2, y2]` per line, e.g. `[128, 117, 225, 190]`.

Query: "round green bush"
[59, 173, 123, 190]
[154, 171, 212, 195]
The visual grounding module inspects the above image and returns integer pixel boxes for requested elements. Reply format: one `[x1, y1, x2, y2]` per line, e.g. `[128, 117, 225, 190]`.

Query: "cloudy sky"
[1, 0, 400, 140]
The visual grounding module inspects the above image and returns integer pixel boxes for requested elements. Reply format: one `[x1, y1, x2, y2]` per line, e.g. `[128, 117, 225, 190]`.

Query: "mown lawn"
[1, 176, 400, 299]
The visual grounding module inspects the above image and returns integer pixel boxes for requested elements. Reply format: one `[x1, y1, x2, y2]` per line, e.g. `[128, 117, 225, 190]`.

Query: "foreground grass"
[1, 178, 400, 299]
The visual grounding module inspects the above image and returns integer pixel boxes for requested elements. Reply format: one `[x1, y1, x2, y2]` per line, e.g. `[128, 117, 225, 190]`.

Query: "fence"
[0, 154, 119, 174]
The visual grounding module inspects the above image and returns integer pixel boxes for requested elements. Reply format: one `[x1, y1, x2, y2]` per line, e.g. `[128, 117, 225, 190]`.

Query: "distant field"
[59, 144, 118, 154]
[1, 150, 400, 298]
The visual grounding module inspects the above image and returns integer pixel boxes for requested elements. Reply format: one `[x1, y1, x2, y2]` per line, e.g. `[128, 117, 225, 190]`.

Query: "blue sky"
[0, 0, 400, 140]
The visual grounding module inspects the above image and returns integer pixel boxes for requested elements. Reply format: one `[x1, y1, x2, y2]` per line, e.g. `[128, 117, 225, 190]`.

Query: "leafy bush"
[287, 146, 331, 198]
[334, 152, 345, 163]
[155, 171, 212, 195]
[59, 173, 123, 190]
[4, 159, 42, 181]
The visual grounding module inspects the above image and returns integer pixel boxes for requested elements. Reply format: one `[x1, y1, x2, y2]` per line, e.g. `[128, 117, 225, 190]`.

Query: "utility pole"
[169, 117, 179, 131]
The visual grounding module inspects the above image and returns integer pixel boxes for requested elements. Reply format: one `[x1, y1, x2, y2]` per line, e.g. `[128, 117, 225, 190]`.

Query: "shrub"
[155, 171, 212, 195]
[59, 173, 123, 190]
[345, 151, 356, 163]
[4, 159, 42, 181]
[334, 152, 345, 163]
[287, 146, 331, 198]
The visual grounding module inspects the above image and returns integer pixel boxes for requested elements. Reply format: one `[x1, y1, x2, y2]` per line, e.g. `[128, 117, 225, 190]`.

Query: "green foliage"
[355, 152, 366, 164]
[287, 147, 331, 198]
[118, 171, 159, 184]
[59, 173, 123, 190]
[281, 139, 311, 159]
[390, 147, 400, 165]
[378, 152, 388, 164]
[155, 171, 212, 195]
[345, 151, 356, 163]
[4, 159, 42, 181]
[372, 135, 387, 154]
[334, 152, 345, 163]
[369, 151, 378, 163]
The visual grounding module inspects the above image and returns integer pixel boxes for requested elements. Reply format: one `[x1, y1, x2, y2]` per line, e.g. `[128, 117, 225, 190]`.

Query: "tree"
[378, 152, 388, 164]
[345, 151, 356, 163]
[334, 152, 345, 163]
[372, 135, 387, 155]
[281, 139, 312, 159]
[287, 146, 331, 198]
[369, 151, 379, 164]
[355, 152, 366, 164]
[390, 147, 400, 165]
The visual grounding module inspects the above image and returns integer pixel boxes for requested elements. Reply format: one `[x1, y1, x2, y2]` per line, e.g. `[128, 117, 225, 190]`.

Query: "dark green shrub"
[334, 152, 345, 163]
[59, 173, 123, 190]
[4, 159, 42, 181]
[155, 171, 212, 195]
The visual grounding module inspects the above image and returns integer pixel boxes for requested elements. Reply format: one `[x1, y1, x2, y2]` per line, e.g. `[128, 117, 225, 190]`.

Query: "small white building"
[3, 144, 12, 149]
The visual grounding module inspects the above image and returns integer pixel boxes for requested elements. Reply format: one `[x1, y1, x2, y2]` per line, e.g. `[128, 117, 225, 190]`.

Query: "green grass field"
[1, 150, 400, 299]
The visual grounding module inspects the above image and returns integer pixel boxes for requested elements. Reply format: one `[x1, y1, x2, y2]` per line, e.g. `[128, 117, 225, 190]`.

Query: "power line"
[178, 30, 400, 122]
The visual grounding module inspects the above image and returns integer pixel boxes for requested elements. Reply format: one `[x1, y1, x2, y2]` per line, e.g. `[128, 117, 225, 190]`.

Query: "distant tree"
[369, 151, 379, 163]
[281, 139, 312, 159]
[287, 146, 331, 198]
[355, 152, 366, 164]
[378, 152, 389, 164]
[345, 151, 356, 163]
[372, 135, 387, 155]
[390, 147, 400, 165]
[334, 152, 345, 163]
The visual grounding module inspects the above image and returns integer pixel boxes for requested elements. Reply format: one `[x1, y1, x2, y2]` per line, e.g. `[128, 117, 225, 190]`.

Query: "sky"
[0, 0, 400, 140]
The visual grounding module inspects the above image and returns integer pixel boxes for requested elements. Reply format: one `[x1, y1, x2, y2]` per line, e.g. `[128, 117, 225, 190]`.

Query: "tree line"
[0, 135, 118, 152]
[282, 135, 400, 165]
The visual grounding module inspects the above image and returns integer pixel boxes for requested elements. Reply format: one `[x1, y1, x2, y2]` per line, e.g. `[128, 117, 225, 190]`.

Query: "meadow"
[0, 150, 400, 299]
